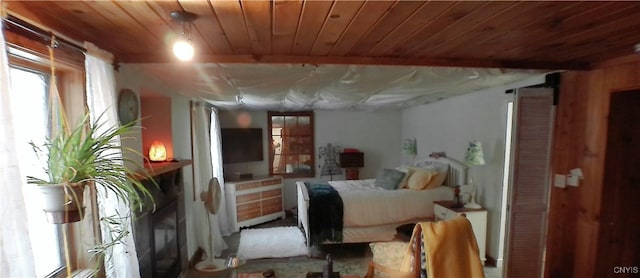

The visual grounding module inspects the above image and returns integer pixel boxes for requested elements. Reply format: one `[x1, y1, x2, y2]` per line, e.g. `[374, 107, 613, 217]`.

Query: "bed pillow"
[424, 163, 449, 189]
[407, 168, 437, 190]
[397, 167, 415, 188]
[375, 169, 406, 190]
[395, 165, 410, 173]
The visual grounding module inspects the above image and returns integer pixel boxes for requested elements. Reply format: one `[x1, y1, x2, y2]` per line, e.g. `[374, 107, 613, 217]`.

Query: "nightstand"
[434, 200, 487, 265]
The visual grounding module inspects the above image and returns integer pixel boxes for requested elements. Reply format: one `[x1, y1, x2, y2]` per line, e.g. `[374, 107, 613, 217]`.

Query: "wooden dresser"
[225, 176, 285, 232]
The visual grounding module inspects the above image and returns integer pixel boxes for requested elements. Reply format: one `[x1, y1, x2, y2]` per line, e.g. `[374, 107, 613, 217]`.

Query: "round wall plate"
[118, 88, 139, 124]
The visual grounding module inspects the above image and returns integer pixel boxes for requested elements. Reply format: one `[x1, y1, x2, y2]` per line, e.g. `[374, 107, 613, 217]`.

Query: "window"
[9, 66, 64, 277]
[268, 111, 315, 178]
[5, 32, 85, 276]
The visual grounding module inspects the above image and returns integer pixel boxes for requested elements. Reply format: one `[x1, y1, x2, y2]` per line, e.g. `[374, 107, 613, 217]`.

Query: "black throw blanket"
[305, 182, 344, 246]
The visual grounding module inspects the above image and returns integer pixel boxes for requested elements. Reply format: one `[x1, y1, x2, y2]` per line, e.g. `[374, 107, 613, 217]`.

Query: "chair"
[365, 216, 484, 278]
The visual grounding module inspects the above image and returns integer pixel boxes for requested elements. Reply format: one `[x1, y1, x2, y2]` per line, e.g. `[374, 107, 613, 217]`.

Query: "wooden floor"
[185, 216, 371, 278]
[185, 216, 503, 278]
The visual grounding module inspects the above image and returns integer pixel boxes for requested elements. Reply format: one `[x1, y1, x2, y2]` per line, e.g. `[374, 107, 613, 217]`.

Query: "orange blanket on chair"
[401, 216, 485, 278]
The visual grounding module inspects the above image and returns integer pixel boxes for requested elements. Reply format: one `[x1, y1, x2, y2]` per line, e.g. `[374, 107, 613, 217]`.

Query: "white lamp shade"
[173, 39, 194, 61]
[464, 140, 485, 166]
[402, 138, 417, 156]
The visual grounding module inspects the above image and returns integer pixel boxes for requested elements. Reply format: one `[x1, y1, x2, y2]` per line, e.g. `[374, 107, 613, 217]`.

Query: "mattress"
[328, 179, 454, 227]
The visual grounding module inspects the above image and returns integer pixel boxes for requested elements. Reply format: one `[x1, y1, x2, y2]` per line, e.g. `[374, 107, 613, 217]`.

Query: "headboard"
[413, 156, 468, 187]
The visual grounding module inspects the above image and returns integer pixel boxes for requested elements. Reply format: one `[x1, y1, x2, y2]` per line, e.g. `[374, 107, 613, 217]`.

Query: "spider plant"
[27, 110, 158, 276]
[27, 112, 154, 217]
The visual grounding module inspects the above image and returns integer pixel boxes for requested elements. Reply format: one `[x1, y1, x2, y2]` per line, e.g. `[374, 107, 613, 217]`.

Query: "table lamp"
[464, 140, 485, 209]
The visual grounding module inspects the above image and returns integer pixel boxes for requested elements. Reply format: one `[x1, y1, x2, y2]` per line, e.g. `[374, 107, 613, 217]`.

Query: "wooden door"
[595, 90, 640, 276]
[505, 88, 555, 277]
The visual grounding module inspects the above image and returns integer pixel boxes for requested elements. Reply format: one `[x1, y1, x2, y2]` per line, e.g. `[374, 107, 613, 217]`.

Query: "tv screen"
[221, 128, 264, 163]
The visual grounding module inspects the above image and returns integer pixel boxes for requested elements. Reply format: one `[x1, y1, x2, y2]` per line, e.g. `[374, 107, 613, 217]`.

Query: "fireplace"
[151, 200, 179, 277]
[134, 161, 190, 278]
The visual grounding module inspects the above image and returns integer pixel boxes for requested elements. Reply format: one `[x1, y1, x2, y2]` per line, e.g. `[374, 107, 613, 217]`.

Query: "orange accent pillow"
[407, 168, 437, 190]
[424, 165, 448, 189]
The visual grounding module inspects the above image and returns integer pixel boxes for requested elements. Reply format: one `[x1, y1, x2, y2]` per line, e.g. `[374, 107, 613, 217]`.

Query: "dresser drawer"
[237, 209, 261, 222]
[261, 188, 281, 198]
[236, 192, 261, 203]
[261, 197, 282, 215]
[237, 202, 261, 221]
[235, 181, 261, 191]
[261, 179, 280, 186]
[434, 204, 455, 220]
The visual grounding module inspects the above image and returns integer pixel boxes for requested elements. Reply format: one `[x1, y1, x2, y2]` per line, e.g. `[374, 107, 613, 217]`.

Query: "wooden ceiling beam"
[118, 53, 589, 70]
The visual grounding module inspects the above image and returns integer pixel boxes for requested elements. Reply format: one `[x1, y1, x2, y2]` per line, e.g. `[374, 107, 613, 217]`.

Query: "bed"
[296, 156, 467, 247]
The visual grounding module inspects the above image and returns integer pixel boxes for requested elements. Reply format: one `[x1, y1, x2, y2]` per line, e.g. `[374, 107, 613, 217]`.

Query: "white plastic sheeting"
[127, 63, 545, 111]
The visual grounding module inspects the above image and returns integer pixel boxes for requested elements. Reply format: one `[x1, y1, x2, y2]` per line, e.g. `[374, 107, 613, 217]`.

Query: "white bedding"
[328, 179, 453, 227]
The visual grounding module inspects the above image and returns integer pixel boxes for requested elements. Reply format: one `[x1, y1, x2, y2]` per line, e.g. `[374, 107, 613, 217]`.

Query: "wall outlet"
[554, 174, 566, 188]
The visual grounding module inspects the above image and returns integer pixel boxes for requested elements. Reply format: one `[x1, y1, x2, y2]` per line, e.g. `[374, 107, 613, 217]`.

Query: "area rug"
[237, 226, 308, 260]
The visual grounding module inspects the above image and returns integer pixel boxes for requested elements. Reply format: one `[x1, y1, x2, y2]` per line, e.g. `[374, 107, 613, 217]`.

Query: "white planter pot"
[36, 183, 86, 223]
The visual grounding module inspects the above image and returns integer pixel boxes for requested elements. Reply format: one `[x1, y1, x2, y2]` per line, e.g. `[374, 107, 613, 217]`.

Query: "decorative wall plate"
[117, 88, 138, 124]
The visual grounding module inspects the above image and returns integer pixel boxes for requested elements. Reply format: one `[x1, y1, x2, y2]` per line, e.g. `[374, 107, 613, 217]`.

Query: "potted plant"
[27, 112, 153, 224]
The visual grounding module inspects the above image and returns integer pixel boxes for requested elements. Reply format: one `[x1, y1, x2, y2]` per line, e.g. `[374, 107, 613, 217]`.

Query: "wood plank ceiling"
[4, 1, 640, 70]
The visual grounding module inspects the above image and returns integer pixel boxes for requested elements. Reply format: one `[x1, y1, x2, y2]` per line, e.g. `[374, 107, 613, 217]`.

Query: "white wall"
[313, 110, 402, 179]
[401, 75, 545, 261]
[117, 65, 199, 261]
[219, 109, 402, 209]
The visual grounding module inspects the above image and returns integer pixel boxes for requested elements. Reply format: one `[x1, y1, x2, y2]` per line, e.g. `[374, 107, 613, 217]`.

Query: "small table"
[434, 200, 487, 265]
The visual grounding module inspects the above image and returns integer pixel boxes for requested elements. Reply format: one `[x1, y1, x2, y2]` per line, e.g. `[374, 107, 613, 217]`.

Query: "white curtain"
[0, 20, 37, 277]
[210, 107, 232, 235]
[84, 42, 139, 278]
[191, 103, 228, 258]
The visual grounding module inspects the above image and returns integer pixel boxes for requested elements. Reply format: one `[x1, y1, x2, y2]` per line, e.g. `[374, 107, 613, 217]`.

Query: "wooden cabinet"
[434, 200, 487, 265]
[225, 176, 285, 232]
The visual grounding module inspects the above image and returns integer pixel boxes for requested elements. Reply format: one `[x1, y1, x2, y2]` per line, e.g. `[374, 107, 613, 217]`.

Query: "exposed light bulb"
[173, 38, 194, 61]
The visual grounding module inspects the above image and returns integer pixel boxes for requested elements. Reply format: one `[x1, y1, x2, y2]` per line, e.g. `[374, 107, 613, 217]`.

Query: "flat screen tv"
[221, 128, 264, 163]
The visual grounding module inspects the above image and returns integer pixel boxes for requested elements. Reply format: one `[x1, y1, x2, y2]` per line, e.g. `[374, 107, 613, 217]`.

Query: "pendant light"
[170, 10, 197, 61]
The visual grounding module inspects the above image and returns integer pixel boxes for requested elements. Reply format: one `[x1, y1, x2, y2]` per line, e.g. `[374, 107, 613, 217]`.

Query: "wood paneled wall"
[545, 55, 640, 278]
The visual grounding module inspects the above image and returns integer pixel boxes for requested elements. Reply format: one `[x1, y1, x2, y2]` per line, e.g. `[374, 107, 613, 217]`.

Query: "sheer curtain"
[210, 107, 232, 235]
[192, 102, 228, 258]
[0, 20, 37, 277]
[84, 42, 139, 278]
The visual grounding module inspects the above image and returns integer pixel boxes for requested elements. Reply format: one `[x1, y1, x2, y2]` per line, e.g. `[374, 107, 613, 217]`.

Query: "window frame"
[267, 111, 315, 178]
[8, 63, 67, 278]
[7, 40, 88, 277]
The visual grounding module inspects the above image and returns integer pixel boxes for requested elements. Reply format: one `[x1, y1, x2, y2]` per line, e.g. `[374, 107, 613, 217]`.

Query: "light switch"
[554, 174, 566, 188]
[567, 175, 580, 186]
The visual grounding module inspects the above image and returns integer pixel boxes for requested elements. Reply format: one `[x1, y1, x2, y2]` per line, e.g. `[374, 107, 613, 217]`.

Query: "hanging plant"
[27, 112, 153, 223]
[25, 36, 154, 225]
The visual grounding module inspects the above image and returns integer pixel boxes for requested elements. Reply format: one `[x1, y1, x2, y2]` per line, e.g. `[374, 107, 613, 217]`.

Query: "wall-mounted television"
[221, 128, 264, 163]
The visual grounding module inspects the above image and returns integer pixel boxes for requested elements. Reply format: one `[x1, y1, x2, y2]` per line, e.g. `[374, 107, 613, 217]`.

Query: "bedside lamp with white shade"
[464, 140, 485, 209]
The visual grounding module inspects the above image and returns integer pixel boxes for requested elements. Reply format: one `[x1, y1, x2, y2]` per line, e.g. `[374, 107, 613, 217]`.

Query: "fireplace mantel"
[131, 160, 192, 180]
